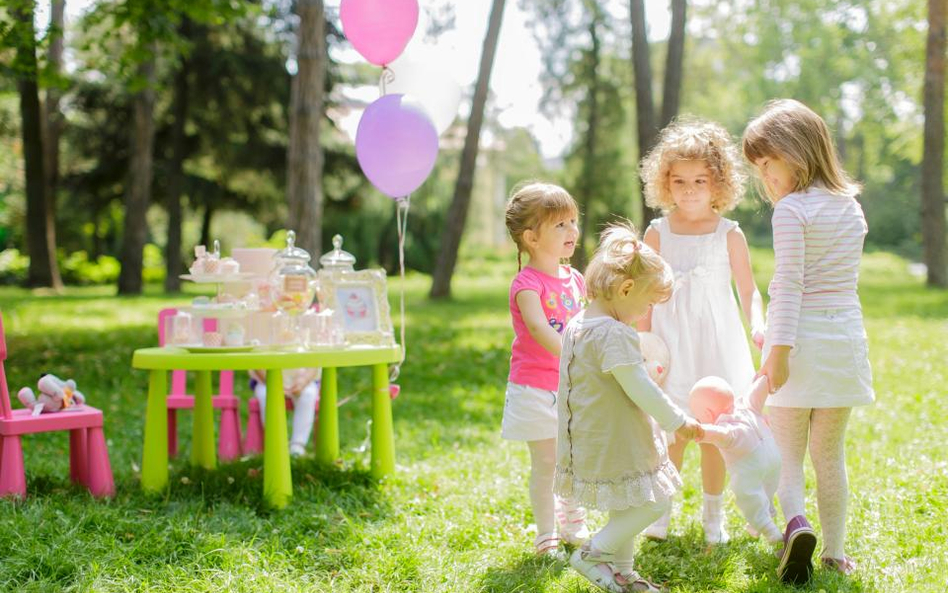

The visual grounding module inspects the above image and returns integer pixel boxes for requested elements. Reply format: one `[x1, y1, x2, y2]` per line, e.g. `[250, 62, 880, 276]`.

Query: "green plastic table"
[131, 345, 401, 508]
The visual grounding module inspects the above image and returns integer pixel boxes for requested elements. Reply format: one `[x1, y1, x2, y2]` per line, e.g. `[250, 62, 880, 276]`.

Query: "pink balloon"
[356, 94, 438, 199]
[340, 0, 419, 66]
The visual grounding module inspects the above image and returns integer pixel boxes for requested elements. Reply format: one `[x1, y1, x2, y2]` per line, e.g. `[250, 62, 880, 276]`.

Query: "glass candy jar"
[318, 234, 356, 273]
[317, 234, 356, 306]
[270, 231, 318, 347]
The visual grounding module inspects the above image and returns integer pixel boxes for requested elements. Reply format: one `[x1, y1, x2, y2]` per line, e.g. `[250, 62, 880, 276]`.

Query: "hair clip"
[632, 241, 643, 253]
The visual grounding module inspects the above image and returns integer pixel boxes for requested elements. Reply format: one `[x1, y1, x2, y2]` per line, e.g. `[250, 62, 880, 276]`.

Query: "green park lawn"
[0, 249, 945, 592]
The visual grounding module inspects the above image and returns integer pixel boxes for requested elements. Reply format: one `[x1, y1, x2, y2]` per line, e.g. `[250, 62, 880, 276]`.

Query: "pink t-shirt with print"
[508, 265, 586, 391]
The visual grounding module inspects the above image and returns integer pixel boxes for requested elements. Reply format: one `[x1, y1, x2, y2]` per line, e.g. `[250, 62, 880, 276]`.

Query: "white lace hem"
[554, 460, 682, 511]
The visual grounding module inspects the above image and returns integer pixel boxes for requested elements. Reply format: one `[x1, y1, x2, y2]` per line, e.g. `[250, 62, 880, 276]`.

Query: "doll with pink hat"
[691, 375, 783, 545]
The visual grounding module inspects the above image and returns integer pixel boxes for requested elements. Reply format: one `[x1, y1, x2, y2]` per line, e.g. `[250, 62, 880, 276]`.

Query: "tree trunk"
[200, 203, 214, 248]
[41, 0, 65, 290]
[165, 18, 192, 293]
[922, 0, 947, 287]
[118, 53, 157, 294]
[660, 0, 686, 129]
[429, 0, 506, 299]
[286, 0, 326, 256]
[629, 0, 660, 225]
[91, 206, 102, 258]
[14, 1, 59, 288]
[575, 8, 602, 272]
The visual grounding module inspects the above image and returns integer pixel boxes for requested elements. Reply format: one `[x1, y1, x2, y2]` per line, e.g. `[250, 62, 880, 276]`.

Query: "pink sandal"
[534, 532, 561, 556]
[556, 503, 591, 546]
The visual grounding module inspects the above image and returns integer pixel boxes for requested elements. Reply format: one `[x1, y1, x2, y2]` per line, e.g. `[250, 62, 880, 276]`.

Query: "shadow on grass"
[18, 456, 387, 518]
[477, 553, 567, 593]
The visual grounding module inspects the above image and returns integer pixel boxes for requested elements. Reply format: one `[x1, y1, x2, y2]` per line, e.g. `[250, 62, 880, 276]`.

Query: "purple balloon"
[356, 94, 439, 199]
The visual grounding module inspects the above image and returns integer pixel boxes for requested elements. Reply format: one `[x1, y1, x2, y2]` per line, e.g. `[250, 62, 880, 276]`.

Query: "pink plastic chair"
[158, 308, 242, 461]
[0, 312, 114, 498]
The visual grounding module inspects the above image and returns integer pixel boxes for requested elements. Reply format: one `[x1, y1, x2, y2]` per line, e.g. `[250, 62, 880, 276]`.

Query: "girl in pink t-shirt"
[503, 181, 589, 556]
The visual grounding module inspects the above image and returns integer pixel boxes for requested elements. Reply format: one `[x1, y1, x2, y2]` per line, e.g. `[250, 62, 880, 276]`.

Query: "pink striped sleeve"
[767, 201, 805, 346]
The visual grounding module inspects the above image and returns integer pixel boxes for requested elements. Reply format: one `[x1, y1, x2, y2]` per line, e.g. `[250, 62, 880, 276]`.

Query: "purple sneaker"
[776, 515, 817, 585]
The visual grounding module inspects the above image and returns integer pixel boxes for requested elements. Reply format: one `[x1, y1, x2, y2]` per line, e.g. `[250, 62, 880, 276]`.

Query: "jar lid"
[319, 234, 356, 271]
[274, 230, 311, 263]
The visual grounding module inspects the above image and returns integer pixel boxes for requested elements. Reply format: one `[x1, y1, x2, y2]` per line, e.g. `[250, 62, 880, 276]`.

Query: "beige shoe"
[614, 570, 666, 592]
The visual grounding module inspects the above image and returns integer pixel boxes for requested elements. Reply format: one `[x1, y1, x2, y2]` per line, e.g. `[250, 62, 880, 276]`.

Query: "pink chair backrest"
[0, 311, 13, 419]
[156, 308, 230, 397]
[158, 308, 189, 396]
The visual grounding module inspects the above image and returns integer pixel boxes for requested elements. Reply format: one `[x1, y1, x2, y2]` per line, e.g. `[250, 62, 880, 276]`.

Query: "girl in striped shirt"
[743, 99, 875, 584]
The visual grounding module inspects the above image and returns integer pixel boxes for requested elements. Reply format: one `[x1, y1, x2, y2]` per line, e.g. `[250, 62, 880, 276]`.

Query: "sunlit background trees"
[1, 0, 945, 292]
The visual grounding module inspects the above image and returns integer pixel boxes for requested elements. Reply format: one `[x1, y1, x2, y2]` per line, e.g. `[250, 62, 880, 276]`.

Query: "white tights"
[527, 438, 557, 535]
[254, 381, 319, 448]
[592, 499, 669, 575]
[769, 406, 852, 559]
[526, 438, 584, 536]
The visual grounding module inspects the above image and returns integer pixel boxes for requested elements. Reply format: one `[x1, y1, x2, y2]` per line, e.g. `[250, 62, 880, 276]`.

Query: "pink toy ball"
[639, 331, 670, 385]
[688, 376, 735, 424]
[340, 0, 419, 66]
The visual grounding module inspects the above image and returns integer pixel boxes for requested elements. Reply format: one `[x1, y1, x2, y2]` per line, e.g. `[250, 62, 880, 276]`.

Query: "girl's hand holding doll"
[757, 345, 790, 394]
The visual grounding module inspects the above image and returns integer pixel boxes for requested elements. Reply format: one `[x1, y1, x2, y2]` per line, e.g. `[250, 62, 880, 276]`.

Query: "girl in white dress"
[638, 119, 766, 543]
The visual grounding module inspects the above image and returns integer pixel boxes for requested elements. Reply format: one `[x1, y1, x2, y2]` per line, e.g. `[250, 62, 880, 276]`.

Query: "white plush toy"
[638, 331, 670, 385]
[17, 374, 87, 416]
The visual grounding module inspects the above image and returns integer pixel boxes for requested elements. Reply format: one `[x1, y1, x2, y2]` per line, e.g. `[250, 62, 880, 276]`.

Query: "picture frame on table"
[318, 268, 395, 347]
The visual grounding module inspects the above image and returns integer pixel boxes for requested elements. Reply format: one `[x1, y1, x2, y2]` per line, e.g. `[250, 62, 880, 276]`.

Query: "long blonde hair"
[742, 99, 861, 203]
[585, 221, 673, 302]
[505, 181, 579, 270]
[640, 117, 747, 213]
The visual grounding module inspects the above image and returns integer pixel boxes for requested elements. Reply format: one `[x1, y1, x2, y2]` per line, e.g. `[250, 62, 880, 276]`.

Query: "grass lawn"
[0, 249, 945, 592]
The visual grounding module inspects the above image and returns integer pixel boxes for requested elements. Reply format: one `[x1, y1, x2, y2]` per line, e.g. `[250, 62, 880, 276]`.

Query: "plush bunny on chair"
[17, 374, 87, 416]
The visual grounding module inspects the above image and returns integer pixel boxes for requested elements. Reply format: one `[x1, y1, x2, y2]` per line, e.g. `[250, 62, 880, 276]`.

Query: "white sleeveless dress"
[649, 217, 755, 407]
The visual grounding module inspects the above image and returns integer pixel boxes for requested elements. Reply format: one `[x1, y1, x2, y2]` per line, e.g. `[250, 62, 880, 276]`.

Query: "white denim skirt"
[765, 308, 875, 408]
[501, 381, 558, 441]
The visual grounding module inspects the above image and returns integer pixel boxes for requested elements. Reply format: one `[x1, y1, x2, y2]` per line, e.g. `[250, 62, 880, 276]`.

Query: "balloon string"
[390, 194, 410, 382]
[379, 66, 395, 96]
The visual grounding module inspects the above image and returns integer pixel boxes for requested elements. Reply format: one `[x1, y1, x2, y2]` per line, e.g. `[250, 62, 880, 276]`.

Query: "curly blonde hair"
[585, 221, 673, 302]
[640, 118, 747, 213]
[505, 180, 579, 270]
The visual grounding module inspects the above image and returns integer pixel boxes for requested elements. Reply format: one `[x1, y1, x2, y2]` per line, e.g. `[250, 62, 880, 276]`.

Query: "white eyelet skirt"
[764, 308, 875, 408]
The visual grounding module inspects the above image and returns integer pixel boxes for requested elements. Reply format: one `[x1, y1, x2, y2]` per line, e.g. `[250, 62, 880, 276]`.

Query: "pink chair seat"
[0, 312, 115, 499]
[0, 406, 104, 435]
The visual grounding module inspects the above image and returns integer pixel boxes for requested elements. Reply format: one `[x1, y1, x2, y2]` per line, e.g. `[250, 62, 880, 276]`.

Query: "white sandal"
[569, 542, 622, 592]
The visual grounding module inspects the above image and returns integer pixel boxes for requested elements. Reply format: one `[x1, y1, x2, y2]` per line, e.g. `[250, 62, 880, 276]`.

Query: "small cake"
[202, 331, 223, 347]
[220, 257, 240, 275]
